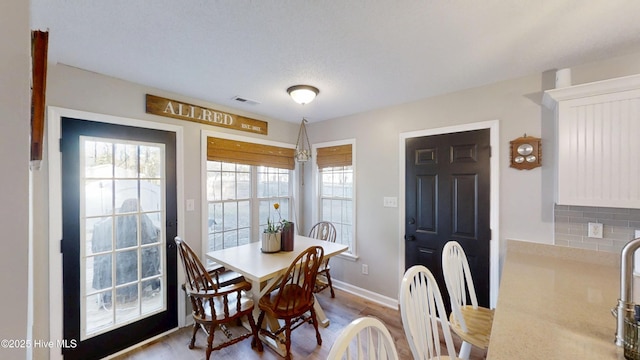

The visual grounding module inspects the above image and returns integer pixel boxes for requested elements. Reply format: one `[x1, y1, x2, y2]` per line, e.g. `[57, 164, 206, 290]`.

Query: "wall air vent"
[231, 96, 260, 105]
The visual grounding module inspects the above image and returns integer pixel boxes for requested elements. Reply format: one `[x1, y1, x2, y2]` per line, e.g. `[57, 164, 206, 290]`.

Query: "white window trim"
[200, 130, 297, 259]
[311, 138, 357, 261]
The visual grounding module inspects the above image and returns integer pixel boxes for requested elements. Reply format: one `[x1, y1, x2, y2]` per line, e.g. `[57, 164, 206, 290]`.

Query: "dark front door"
[61, 117, 178, 359]
[405, 129, 491, 310]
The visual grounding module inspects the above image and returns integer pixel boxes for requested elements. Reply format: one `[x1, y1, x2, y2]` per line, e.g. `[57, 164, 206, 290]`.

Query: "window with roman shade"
[205, 136, 294, 253]
[315, 141, 356, 256]
[316, 144, 352, 169]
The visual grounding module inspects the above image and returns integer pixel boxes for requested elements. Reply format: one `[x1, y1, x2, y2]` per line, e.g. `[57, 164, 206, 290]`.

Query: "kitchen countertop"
[487, 240, 625, 359]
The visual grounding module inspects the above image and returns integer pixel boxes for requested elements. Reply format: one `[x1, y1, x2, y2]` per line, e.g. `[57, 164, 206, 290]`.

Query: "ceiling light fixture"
[287, 85, 319, 105]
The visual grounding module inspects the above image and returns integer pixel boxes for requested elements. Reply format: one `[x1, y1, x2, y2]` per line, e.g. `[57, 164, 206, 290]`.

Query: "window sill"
[336, 252, 358, 262]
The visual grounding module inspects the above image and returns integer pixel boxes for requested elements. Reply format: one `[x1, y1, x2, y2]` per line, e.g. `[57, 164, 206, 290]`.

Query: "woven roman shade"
[316, 144, 352, 169]
[207, 137, 295, 170]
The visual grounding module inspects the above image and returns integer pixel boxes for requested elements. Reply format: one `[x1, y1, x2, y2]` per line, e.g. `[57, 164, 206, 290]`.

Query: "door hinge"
[60, 239, 63, 253]
[59, 138, 63, 153]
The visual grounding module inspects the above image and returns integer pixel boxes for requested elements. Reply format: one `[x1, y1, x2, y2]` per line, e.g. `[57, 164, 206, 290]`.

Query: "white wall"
[0, 0, 30, 359]
[303, 51, 640, 300]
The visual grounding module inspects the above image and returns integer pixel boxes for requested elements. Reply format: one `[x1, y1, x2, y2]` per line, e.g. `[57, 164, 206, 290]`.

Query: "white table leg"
[248, 277, 288, 356]
[313, 294, 330, 327]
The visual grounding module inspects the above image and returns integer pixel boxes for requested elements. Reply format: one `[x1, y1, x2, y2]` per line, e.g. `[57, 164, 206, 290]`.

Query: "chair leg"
[188, 323, 199, 349]
[325, 270, 335, 298]
[459, 341, 472, 360]
[205, 324, 215, 360]
[284, 319, 292, 360]
[248, 313, 263, 352]
[254, 311, 266, 347]
[310, 307, 322, 346]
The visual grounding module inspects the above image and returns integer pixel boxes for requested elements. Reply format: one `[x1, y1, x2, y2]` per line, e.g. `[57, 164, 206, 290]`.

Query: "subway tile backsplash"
[554, 204, 640, 253]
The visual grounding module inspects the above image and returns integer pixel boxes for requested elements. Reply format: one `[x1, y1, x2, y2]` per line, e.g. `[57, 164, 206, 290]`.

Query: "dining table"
[206, 234, 348, 355]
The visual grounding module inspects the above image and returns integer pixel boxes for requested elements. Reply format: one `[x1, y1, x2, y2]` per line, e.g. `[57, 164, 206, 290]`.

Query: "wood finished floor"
[113, 288, 487, 360]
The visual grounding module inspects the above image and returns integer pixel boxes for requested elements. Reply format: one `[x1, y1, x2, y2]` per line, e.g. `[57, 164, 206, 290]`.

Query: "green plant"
[264, 202, 289, 233]
[265, 218, 280, 234]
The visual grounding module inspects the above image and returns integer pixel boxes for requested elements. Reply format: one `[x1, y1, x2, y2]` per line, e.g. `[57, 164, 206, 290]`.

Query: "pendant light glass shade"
[287, 85, 319, 105]
[295, 118, 312, 162]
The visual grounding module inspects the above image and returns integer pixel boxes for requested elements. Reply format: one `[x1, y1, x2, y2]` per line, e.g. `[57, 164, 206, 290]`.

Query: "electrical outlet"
[588, 222, 603, 239]
[635, 230, 640, 239]
[361, 264, 369, 275]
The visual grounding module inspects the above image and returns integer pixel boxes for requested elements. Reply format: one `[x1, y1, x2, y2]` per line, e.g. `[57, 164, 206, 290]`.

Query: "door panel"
[405, 129, 490, 310]
[452, 174, 477, 237]
[416, 175, 437, 232]
[61, 117, 178, 359]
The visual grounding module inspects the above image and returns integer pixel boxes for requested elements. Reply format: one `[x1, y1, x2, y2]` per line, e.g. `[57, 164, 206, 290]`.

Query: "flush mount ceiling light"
[287, 85, 319, 105]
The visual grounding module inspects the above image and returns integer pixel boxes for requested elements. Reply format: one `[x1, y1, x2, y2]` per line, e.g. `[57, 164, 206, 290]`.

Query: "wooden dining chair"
[308, 221, 337, 297]
[255, 246, 324, 360]
[175, 237, 262, 360]
[442, 241, 494, 360]
[400, 265, 461, 360]
[326, 316, 399, 360]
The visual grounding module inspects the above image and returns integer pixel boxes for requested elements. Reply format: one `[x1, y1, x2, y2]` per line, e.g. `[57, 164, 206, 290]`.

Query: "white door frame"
[47, 107, 185, 359]
[398, 120, 500, 308]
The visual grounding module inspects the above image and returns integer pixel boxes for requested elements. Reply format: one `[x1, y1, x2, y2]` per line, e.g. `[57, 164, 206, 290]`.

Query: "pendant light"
[288, 84, 319, 184]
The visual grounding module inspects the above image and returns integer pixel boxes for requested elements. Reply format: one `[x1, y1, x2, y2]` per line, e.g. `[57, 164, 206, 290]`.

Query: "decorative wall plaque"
[145, 94, 268, 135]
[509, 135, 542, 170]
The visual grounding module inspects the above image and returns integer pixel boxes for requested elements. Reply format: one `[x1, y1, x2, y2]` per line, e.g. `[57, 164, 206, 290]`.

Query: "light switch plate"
[588, 222, 603, 239]
[383, 197, 398, 208]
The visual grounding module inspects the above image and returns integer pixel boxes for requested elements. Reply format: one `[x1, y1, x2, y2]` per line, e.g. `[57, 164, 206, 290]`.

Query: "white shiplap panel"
[557, 88, 640, 208]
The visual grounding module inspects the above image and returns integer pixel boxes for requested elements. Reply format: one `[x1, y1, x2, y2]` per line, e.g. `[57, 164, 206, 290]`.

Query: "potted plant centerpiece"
[261, 203, 295, 253]
[274, 202, 295, 251]
[262, 216, 282, 253]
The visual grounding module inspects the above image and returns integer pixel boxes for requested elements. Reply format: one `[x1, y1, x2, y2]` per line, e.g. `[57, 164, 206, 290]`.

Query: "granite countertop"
[487, 240, 626, 359]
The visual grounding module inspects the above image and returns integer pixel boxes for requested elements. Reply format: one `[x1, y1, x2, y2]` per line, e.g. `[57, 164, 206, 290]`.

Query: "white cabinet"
[543, 74, 640, 209]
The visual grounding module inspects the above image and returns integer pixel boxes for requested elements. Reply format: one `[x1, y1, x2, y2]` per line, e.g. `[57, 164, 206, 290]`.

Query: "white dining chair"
[326, 316, 399, 360]
[442, 241, 493, 360]
[400, 265, 460, 360]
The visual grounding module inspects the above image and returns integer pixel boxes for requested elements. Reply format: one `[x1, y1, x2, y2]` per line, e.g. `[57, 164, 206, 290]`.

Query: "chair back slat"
[443, 241, 478, 333]
[308, 221, 337, 243]
[400, 265, 458, 360]
[175, 237, 232, 320]
[271, 246, 324, 316]
[326, 316, 399, 360]
[176, 237, 216, 292]
[308, 221, 337, 271]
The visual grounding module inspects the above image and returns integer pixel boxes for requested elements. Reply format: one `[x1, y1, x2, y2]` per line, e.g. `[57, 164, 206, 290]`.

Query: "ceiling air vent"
[232, 96, 260, 105]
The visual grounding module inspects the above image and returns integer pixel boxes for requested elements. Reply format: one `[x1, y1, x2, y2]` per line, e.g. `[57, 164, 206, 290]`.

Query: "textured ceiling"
[30, 1, 640, 123]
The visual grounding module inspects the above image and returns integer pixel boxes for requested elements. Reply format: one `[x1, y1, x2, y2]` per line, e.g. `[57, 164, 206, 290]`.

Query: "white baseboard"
[332, 279, 399, 310]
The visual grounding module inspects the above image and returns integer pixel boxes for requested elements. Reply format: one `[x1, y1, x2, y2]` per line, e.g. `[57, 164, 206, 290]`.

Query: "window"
[204, 136, 295, 254]
[315, 141, 356, 256]
[206, 161, 251, 251]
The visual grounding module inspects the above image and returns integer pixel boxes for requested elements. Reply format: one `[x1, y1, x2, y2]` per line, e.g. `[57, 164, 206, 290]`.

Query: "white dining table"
[206, 234, 348, 355]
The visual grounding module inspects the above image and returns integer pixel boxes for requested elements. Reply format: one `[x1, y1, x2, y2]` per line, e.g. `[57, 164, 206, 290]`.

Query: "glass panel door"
[61, 117, 177, 360]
